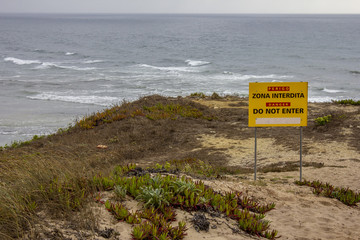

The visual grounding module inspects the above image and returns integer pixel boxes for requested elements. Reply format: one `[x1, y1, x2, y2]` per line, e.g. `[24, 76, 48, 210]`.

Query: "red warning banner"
[266, 102, 291, 107]
[267, 86, 290, 91]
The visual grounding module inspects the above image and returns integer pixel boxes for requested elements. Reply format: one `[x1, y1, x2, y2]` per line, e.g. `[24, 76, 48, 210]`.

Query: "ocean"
[0, 14, 359, 146]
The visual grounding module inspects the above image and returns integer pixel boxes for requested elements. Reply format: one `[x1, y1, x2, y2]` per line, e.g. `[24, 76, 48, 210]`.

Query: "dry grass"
[0, 147, 95, 238]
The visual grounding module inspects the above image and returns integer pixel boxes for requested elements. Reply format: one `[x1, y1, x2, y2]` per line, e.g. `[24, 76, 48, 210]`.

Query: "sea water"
[0, 14, 359, 145]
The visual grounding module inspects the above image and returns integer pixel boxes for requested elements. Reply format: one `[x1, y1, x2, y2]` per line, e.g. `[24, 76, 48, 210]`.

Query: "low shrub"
[333, 99, 360, 106]
[190, 92, 206, 98]
[314, 115, 332, 126]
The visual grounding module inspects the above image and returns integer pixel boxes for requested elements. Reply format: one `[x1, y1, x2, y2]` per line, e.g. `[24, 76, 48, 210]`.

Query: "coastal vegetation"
[189, 92, 223, 99]
[295, 180, 360, 206]
[0, 95, 222, 239]
[314, 115, 332, 126]
[76, 102, 215, 129]
[0, 94, 359, 239]
[333, 99, 360, 106]
[94, 164, 278, 239]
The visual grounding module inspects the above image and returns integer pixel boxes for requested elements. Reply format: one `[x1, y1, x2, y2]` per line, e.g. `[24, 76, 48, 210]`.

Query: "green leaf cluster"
[314, 115, 332, 126]
[295, 180, 360, 206]
[333, 99, 360, 105]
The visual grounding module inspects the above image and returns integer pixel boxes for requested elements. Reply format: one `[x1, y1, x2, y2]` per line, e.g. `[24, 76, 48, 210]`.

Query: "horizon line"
[1, 12, 360, 15]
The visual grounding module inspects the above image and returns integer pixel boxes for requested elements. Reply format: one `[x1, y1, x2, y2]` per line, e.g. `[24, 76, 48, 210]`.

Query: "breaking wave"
[5, 57, 97, 71]
[27, 92, 120, 106]
[322, 88, 346, 93]
[138, 64, 199, 73]
[35, 62, 96, 71]
[4, 57, 41, 65]
[216, 73, 292, 81]
[185, 59, 211, 67]
[308, 96, 335, 102]
[83, 59, 104, 64]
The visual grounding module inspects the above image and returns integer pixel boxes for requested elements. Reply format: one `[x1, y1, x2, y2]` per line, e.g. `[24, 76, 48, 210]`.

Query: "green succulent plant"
[114, 185, 127, 200]
[97, 164, 279, 240]
[170, 178, 200, 196]
[314, 115, 332, 126]
[295, 180, 360, 206]
[136, 186, 170, 209]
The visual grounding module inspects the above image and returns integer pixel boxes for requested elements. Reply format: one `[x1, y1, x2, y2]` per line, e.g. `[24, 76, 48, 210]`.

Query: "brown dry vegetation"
[0, 94, 359, 239]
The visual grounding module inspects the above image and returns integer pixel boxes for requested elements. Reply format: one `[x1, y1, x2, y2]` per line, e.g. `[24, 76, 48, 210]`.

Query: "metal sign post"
[254, 127, 257, 181]
[300, 126, 303, 181]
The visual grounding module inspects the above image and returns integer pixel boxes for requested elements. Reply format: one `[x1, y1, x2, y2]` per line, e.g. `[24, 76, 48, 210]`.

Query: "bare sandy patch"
[197, 134, 299, 167]
[199, 177, 360, 240]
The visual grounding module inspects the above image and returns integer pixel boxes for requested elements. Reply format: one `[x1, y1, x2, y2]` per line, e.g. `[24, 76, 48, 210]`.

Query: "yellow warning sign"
[248, 82, 308, 127]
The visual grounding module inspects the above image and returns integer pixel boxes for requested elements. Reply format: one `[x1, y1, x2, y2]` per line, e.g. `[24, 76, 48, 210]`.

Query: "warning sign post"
[248, 82, 308, 181]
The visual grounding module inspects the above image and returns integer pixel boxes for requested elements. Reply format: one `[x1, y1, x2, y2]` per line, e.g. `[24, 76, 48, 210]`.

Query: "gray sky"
[1, 0, 360, 14]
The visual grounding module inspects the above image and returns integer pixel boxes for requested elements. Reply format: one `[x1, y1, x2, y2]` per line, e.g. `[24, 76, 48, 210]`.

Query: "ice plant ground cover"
[295, 180, 360, 206]
[93, 163, 278, 239]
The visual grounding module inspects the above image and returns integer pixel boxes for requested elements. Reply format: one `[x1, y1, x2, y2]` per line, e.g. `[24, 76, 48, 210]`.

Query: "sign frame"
[248, 82, 308, 127]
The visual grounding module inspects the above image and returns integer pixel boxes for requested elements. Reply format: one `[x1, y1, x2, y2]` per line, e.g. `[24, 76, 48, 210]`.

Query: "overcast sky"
[1, 0, 360, 14]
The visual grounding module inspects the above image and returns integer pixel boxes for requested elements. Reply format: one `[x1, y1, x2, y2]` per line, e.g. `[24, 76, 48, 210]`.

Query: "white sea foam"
[185, 59, 210, 67]
[308, 96, 334, 102]
[83, 59, 104, 64]
[237, 74, 290, 81]
[138, 64, 198, 73]
[0, 130, 19, 135]
[35, 62, 58, 69]
[215, 73, 292, 81]
[28, 92, 120, 106]
[0, 126, 55, 139]
[5, 57, 96, 71]
[243, 74, 291, 80]
[322, 88, 346, 93]
[61, 65, 97, 71]
[35, 62, 96, 71]
[4, 57, 41, 65]
[65, 52, 76, 56]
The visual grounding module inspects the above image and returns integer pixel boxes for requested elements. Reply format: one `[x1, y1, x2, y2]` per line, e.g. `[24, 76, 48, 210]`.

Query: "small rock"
[192, 213, 210, 232]
[98, 227, 114, 238]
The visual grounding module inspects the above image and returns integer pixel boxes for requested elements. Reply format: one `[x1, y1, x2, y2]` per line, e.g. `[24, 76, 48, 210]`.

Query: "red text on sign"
[266, 102, 291, 107]
[267, 86, 290, 91]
